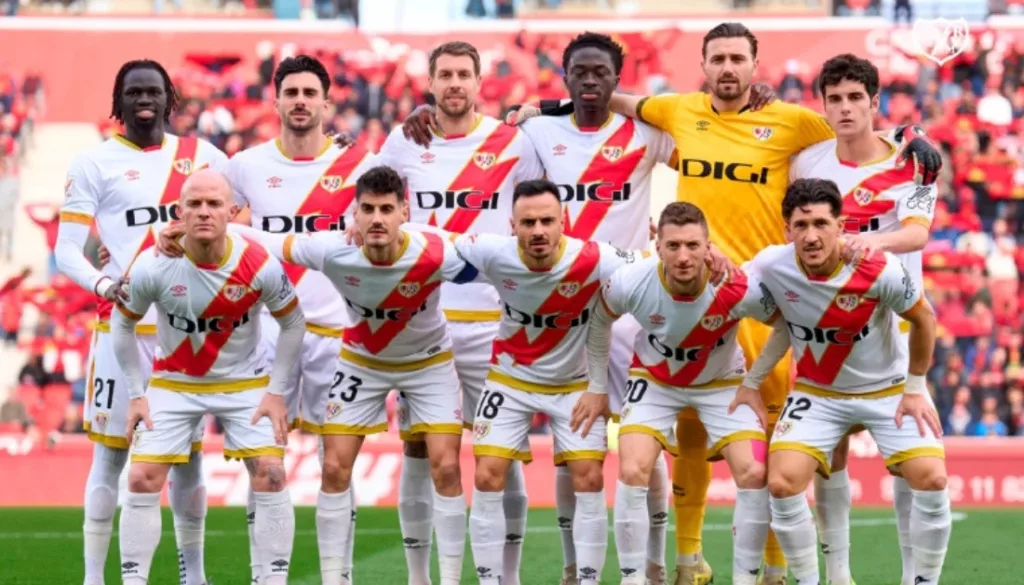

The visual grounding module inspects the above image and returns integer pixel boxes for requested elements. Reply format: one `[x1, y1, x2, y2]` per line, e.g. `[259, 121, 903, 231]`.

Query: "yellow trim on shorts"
[399, 423, 464, 442]
[306, 323, 344, 338]
[486, 370, 588, 394]
[85, 430, 130, 450]
[553, 449, 606, 465]
[769, 441, 831, 478]
[149, 376, 270, 394]
[224, 447, 285, 461]
[444, 309, 502, 322]
[707, 430, 767, 461]
[191, 441, 202, 453]
[132, 453, 191, 464]
[628, 369, 742, 391]
[899, 320, 911, 334]
[319, 422, 389, 436]
[340, 348, 453, 372]
[884, 446, 945, 468]
[93, 320, 158, 335]
[618, 424, 679, 456]
[609, 413, 620, 423]
[299, 420, 322, 434]
[794, 381, 905, 400]
[473, 444, 534, 463]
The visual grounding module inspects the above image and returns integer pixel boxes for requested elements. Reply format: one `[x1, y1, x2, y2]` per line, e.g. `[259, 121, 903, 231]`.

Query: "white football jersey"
[224, 139, 379, 330]
[377, 115, 545, 319]
[520, 114, 676, 250]
[453, 233, 641, 390]
[118, 233, 299, 389]
[274, 229, 472, 366]
[601, 257, 778, 388]
[61, 135, 227, 324]
[790, 137, 936, 290]
[749, 244, 923, 394]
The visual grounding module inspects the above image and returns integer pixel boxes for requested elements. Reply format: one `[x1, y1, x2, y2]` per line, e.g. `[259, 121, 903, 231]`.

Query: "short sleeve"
[60, 153, 101, 225]
[597, 242, 645, 281]
[439, 235, 473, 282]
[375, 128, 405, 171]
[896, 184, 937, 229]
[599, 268, 631, 318]
[281, 232, 338, 272]
[514, 132, 545, 181]
[795, 106, 836, 150]
[117, 260, 156, 321]
[637, 94, 681, 132]
[735, 270, 779, 323]
[199, 142, 229, 172]
[875, 253, 922, 315]
[258, 255, 300, 318]
[222, 156, 248, 208]
[451, 232, 503, 276]
[788, 148, 813, 183]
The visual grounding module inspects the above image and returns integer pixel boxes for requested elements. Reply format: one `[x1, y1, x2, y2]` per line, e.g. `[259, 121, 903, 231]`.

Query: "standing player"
[585, 202, 777, 585]
[112, 169, 303, 585]
[56, 59, 227, 585]
[223, 55, 377, 585]
[788, 54, 937, 585]
[742, 178, 949, 585]
[374, 41, 544, 585]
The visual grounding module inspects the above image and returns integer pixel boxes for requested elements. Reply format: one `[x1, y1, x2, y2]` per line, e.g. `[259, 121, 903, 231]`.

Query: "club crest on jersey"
[774, 421, 792, 437]
[852, 187, 875, 206]
[752, 127, 774, 141]
[325, 402, 342, 420]
[557, 281, 581, 298]
[173, 158, 194, 175]
[397, 282, 421, 298]
[319, 175, 343, 193]
[94, 413, 108, 431]
[601, 146, 624, 162]
[701, 315, 724, 330]
[474, 152, 496, 169]
[836, 294, 860, 312]
[223, 285, 247, 302]
[473, 421, 491, 441]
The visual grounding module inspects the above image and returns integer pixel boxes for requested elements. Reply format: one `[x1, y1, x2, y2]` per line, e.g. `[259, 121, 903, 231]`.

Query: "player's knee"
[767, 467, 804, 499]
[570, 461, 605, 492]
[404, 440, 429, 459]
[429, 451, 462, 494]
[320, 453, 352, 493]
[474, 460, 508, 492]
[85, 483, 118, 521]
[900, 462, 948, 492]
[619, 457, 653, 487]
[250, 457, 288, 493]
[127, 463, 165, 494]
[733, 459, 767, 490]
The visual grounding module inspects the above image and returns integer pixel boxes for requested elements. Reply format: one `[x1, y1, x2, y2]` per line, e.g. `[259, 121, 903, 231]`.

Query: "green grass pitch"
[0, 506, 1011, 584]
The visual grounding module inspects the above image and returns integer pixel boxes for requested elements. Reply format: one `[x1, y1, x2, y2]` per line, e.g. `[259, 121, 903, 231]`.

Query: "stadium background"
[1, 0, 1024, 583]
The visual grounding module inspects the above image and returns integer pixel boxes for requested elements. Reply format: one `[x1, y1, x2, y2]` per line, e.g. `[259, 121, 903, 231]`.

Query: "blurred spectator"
[971, 395, 1010, 436]
[0, 156, 17, 260]
[24, 203, 59, 278]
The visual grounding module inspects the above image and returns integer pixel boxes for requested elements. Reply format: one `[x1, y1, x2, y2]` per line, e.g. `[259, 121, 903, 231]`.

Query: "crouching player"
[745, 178, 950, 585]
[111, 169, 304, 585]
[586, 202, 777, 585]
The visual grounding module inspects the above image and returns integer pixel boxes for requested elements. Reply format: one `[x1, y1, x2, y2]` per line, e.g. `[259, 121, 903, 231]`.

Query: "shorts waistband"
[628, 368, 741, 391]
[340, 348, 453, 372]
[94, 320, 157, 335]
[444, 309, 501, 322]
[486, 369, 588, 394]
[149, 375, 270, 394]
[793, 381, 905, 400]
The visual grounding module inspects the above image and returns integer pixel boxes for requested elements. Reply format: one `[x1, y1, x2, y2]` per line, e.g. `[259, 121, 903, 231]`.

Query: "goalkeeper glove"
[893, 125, 942, 186]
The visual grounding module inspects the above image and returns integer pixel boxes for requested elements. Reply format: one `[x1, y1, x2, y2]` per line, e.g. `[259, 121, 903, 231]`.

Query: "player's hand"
[895, 393, 943, 438]
[706, 243, 738, 286]
[98, 244, 111, 268]
[570, 391, 608, 439]
[839, 234, 882, 264]
[102, 275, 130, 302]
[155, 221, 186, 257]
[649, 217, 657, 241]
[125, 396, 152, 445]
[253, 393, 289, 446]
[402, 104, 438, 149]
[506, 104, 541, 126]
[330, 130, 357, 149]
[748, 82, 778, 111]
[729, 385, 768, 431]
[345, 224, 364, 246]
[894, 125, 942, 186]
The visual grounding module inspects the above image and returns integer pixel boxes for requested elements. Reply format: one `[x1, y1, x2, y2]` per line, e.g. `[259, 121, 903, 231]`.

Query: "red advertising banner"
[3, 433, 1023, 507]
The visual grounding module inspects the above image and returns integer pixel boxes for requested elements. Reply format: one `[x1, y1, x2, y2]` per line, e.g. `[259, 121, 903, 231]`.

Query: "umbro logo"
[420, 152, 435, 164]
[503, 279, 518, 291]
[124, 169, 140, 181]
[270, 559, 289, 572]
[266, 176, 282, 188]
[649, 314, 665, 325]
[553, 144, 567, 156]
[915, 578, 930, 584]
[696, 120, 710, 131]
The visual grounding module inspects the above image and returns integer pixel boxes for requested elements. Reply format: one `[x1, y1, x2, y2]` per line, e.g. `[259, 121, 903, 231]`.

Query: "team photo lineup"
[50, 19, 961, 585]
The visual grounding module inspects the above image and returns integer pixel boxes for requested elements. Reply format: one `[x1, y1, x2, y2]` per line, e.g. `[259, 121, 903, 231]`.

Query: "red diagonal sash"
[841, 164, 913, 233]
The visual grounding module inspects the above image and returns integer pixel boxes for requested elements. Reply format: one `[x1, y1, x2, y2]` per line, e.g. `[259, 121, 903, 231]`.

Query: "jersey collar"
[570, 113, 613, 133]
[275, 137, 332, 162]
[795, 249, 846, 282]
[113, 134, 166, 152]
[658, 261, 708, 301]
[184, 236, 233, 271]
[836, 136, 896, 168]
[517, 237, 567, 272]
[361, 230, 411, 266]
[431, 113, 484, 140]
[704, 93, 751, 116]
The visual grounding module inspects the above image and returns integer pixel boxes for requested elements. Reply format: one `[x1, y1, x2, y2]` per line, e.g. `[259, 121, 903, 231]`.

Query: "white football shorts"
[448, 319, 498, 427]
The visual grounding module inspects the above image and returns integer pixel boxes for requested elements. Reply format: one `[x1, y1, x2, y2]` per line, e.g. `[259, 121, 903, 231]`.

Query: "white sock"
[344, 486, 356, 580]
[399, 456, 434, 585]
[316, 490, 352, 585]
[434, 492, 467, 585]
[502, 461, 528, 585]
[469, 488, 506, 585]
[119, 491, 162, 585]
[169, 452, 208, 585]
[254, 490, 295, 585]
[910, 488, 951, 584]
[646, 456, 669, 572]
[769, 493, 820, 585]
[573, 490, 608, 585]
[83, 444, 127, 585]
[893, 476, 915, 585]
[733, 487, 771, 585]
[247, 486, 261, 584]
[814, 469, 852, 584]
[614, 481, 649, 585]
[554, 465, 576, 570]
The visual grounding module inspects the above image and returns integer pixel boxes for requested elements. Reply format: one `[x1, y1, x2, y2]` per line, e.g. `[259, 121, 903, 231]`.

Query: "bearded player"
[787, 54, 937, 585]
[56, 59, 227, 585]
[516, 22, 943, 584]
[223, 54, 377, 585]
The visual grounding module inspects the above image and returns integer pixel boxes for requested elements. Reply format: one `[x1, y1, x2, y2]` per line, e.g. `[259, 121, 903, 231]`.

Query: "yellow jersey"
[639, 93, 835, 263]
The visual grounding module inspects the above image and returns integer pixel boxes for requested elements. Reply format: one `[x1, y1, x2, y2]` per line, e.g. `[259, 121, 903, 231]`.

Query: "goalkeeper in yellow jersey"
[515, 22, 942, 585]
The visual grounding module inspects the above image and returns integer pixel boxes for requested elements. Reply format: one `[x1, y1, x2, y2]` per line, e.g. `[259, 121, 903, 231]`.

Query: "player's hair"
[562, 32, 625, 76]
[110, 59, 179, 124]
[658, 202, 709, 235]
[702, 22, 759, 59]
[429, 41, 481, 77]
[355, 166, 406, 202]
[817, 53, 880, 98]
[273, 55, 331, 96]
[782, 178, 843, 221]
[512, 179, 561, 206]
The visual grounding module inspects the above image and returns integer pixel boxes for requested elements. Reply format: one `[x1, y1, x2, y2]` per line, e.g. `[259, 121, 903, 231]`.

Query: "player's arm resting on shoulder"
[586, 272, 629, 394]
[859, 222, 929, 255]
[262, 260, 306, 396]
[110, 264, 153, 400]
[741, 319, 791, 390]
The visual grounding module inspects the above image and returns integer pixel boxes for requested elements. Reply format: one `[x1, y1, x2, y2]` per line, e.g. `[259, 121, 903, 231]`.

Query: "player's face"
[355, 193, 409, 248]
[786, 203, 843, 270]
[823, 79, 878, 138]
[275, 71, 327, 134]
[702, 37, 757, 102]
[430, 54, 480, 119]
[511, 193, 563, 261]
[181, 186, 237, 244]
[657, 223, 708, 284]
[121, 68, 168, 128]
[564, 47, 619, 109]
